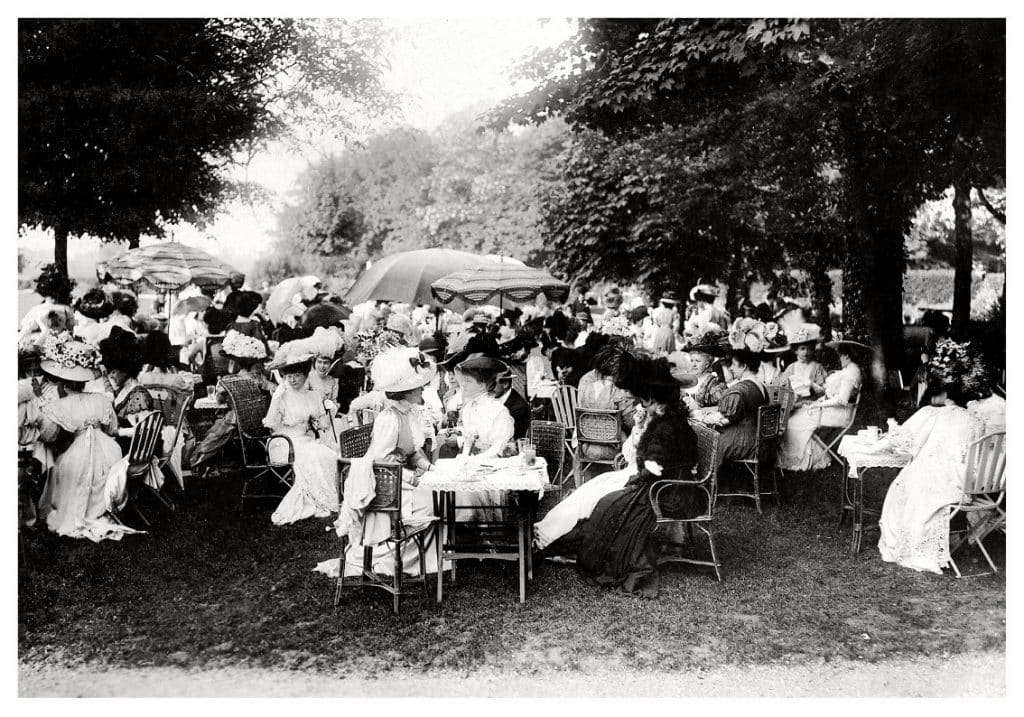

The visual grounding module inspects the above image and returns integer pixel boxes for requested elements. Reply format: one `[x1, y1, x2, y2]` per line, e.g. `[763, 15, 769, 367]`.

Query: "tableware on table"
[865, 426, 881, 441]
[206, 385, 217, 399]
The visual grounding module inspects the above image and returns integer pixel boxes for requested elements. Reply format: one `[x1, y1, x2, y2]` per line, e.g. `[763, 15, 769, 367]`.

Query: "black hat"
[99, 326, 142, 376]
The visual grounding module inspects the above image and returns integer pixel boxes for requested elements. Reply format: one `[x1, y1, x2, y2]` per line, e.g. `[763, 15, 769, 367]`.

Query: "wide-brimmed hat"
[761, 322, 791, 354]
[660, 290, 681, 305]
[371, 346, 436, 393]
[683, 327, 730, 357]
[456, 354, 509, 376]
[418, 335, 441, 356]
[99, 326, 143, 374]
[787, 323, 823, 347]
[40, 334, 102, 382]
[602, 286, 624, 309]
[689, 283, 719, 302]
[825, 339, 873, 356]
[727, 318, 770, 354]
[470, 311, 491, 326]
[666, 351, 698, 389]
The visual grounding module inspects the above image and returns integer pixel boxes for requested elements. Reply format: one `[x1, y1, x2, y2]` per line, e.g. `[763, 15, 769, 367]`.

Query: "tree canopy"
[19, 18, 396, 275]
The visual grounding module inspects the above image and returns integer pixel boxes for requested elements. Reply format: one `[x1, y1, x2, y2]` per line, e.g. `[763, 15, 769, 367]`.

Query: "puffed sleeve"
[37, 412, 62, 444]
[262, 385, 287, 432]
[366, 409, 401, 461]
[702, 376, 726, 408]
[101, 399, 119, 436]
[818, 367, 859, 406]
[717, 388, 744, 421]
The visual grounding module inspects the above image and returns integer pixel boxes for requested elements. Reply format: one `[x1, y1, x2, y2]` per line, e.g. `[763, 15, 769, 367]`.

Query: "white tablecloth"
[837, 435, 913, 478]
[192, 396, 223, 410]
[420, 456, 549, 493]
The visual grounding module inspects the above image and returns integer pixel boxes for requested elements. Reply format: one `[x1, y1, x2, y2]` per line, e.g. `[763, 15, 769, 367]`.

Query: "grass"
[19, 417, 1005, 676]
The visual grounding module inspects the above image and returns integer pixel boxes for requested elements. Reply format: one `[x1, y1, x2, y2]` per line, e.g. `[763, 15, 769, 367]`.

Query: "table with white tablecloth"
[420, 455, 550, 603]
[837, 435, 914, 555]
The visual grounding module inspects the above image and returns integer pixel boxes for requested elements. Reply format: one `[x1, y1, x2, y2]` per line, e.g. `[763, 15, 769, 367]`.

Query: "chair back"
[529, 420, 565, 484]
[550, 385, 578, 432]
[964, 432, 1006, 495]
[220, 376, 271, 436]
[689, 419, 721, 486]
[886, 369, 905, 391]
[142, 384, 193, 457]
[575, 407, 623, 447]
[754, 403, 782, 463]
[340, 424, 374, 459]
[127, 411, 165, 466]
[769, 386, 796, 432]
[117, 385, 153, 420]
[201, 335, 231, 385]
[367, 463, 403, 513]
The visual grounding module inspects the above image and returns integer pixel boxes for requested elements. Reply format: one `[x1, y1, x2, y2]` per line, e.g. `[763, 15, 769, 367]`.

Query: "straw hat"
[371, 346, 436, 393]
[787, 323, 823, 347]
[689, 283, 719, 302]
[40, 334, 102, 382]
[221, 329, 268, 362]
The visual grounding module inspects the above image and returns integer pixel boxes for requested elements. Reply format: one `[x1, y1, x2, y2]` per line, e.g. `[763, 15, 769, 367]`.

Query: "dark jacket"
[501, 388, 532, 440]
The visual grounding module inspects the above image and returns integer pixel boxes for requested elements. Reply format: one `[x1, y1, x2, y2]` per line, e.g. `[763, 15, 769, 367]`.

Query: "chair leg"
[705, 526, 722, 582]
[334, 537, 347, 607]
[416, 537, 429, 598]
[752, 467, 762, 514]
[393, 544, 403, 615]
[772, 467, 781, 506]
[975, 537, 999, 574]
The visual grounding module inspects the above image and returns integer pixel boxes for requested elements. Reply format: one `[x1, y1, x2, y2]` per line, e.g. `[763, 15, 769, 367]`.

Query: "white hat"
[371, 346, 437, 393]
[689, 283, 719, 301]
[787, 323, 823, 346]
[40, 334, 102, 382]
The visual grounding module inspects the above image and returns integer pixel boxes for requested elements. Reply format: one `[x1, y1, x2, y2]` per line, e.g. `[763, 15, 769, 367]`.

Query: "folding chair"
[142, 384, 194, 494]
[549, 384, 578, 483]
[116, 385, 154, 421]
[115, 410, 167, 527]
[220, 376, 296, 511]
[718, 403, 782, 514]
[333, 462, 440, 614]
[650, 420, 723, 581]
[947, 431, 1006, 578]
[768, 385, 796, 431]
[575, 407, 624, 486]
[810, 391, 861, 472]
[529, 420, 567, 489]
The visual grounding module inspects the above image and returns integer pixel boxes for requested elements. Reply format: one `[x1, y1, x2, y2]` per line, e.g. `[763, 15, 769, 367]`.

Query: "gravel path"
[19, 651, 1004, 697]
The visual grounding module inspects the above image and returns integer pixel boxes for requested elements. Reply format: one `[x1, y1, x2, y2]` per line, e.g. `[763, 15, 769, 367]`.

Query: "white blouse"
[459, 393, 515, 458]
[818, 364, 862, 407]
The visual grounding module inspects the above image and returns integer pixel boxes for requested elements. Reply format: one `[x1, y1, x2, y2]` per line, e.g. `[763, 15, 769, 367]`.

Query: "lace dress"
[878, 405, 985, 574]
[37, 392, 138, 542]
[265, 385, 340, 525]
[457, 393, 515, 522]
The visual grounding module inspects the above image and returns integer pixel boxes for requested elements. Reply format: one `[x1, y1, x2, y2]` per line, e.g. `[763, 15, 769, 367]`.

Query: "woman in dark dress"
[557, 345, 699, 598]
[707, 347, 769, 462]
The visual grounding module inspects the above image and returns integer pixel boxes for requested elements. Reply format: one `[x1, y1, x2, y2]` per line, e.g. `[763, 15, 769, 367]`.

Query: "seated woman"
[776, 340, 864, 472]
[95, 291, 139, 343]
[189, 330, 272, 475]
[549, 346, 699, 597]
[34, 335, 138, 541]
[701, 330, 769, 465]
[328, 346, 442, 577]
[549, 346, 583, 389]
[223, 290, 269, 349]
[73, 288, 114, 346]
[778, 324, 827, 401]
[92, 327, 150, 432]
[878, 347, 988, 574]
[680, 329, 728, 416]
[576, 344, 637, 466]
[264, 341, 340, 525]
[302, 327, 345, 442]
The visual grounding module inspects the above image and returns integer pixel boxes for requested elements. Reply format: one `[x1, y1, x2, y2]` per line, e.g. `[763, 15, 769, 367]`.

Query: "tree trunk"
[53, 222, 69, 279]
[808, 254, 834, 340]
[725, 239, 745, 315]
[951, 179, 974, 339]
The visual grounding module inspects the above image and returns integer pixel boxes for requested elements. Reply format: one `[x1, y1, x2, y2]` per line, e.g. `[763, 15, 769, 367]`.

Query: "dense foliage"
[252, 112, 568, 286]
[19, 19, 395, 275]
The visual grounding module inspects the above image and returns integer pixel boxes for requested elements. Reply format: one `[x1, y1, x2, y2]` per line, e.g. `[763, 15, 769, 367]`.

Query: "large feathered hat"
[371, 346, 437, 393]
[40, 333, 102, 382]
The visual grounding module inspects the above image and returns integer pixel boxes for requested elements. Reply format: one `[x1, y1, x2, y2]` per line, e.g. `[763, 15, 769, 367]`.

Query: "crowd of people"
[16, 263, 1006, 590]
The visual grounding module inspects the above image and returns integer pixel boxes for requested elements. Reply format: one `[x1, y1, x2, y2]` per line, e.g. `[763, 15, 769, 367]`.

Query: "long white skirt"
[777, 405, 854, 472]
[271, 436, 339, 525]
[533, 466, 632, 549]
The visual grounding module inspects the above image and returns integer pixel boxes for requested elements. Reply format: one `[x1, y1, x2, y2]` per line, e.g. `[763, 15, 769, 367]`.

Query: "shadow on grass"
[19, 451, 1005, 676]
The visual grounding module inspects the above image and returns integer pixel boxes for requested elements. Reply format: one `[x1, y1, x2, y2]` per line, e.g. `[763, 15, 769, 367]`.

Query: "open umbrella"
[172, 295, 212, 317]
[266, 275, 321, 324]
[345, 249, 493, 307]
[300, 302, 352, 330]
[99, 242, 240, 293]
[431, 263, 570, 311]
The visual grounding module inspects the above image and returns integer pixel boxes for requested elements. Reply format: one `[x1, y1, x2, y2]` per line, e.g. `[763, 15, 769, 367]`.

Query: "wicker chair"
[115, 410, 167, 527]
[529, 420, 567, 489]
[947, 431, 1006, 577]
[718, 403, 782, 513]
[339, 424, 374, 459]
[574, 408, 624, 485]
[220, 376, 296, 511]
[333, 462, 440, 614]
[141, 384, 194, 493]
[649, 420, 723, 581]
[116, 385, 154, 421]
[768, 385, 796, 432]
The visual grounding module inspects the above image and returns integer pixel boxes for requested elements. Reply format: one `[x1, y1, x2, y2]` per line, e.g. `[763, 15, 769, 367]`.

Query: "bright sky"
[17, 18, 577, 277]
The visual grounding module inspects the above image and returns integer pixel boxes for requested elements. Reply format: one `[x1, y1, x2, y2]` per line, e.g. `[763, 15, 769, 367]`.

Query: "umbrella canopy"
[98, 242, 241, 293]
[345, 249, 493, 307]
[300, 302, 352, 330]
[172, 295, 212, 317]
[431, 263, 570, 309]
[266, 276, 321, 324]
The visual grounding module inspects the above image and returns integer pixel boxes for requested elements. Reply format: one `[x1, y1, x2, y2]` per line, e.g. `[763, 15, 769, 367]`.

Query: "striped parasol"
[98, 242, 241, 292]
[431, 263, 569, 308]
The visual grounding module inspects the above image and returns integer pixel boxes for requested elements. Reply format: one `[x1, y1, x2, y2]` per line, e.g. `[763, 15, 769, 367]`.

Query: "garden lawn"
[19, 453, 1004, 677]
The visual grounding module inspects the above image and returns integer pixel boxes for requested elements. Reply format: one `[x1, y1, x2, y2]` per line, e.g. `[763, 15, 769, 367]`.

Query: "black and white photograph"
[12, 4, 1010, 700]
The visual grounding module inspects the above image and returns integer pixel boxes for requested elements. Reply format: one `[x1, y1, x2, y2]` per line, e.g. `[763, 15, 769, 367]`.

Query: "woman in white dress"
[878, 371, 987, 574]
[777, 340, 863, 472]
[34, 336, 138, 542]
[315, 346, 442, 578]
[778, 324, 827, 400]
[264, 342, 340, 525]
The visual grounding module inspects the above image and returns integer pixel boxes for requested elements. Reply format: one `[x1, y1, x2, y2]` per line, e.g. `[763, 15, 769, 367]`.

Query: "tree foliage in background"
[251, 115, 568, 287]
[489, 18, 1004, 366]
[19, 18, 396, 278]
